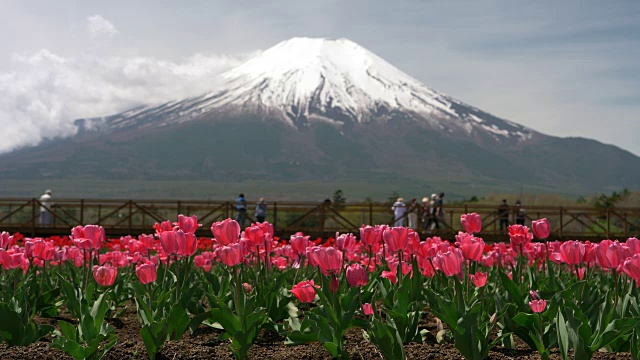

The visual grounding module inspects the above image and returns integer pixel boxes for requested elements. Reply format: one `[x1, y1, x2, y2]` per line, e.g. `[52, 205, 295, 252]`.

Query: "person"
[255, 198, 267, 223]
[235, 193, 247, 228]
[498, 199, 510, 231]
[434, 192, 445, 226]
[39, 189, 54, 225]
[426, 193, 439, 231]
[515, 200, 526, 225]
[420, 196, 431, 231]
[391, 197, 406, 227]
[407, 198, 418, 230]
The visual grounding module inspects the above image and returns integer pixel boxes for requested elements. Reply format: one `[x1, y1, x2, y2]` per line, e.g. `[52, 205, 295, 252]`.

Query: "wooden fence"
[1, 198, 639, 241]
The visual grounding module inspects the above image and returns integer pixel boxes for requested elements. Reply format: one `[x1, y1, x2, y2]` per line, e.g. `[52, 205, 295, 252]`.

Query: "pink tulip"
[93, 265, 117, 287]
[362, 303, 374, 316]
[531, 218, 550, 239]
[308, 247, 343, 276]
[175, 214, 201, 233]
[138, 234, 155, 250]
[595, 240, 625, 269]
[383, 227, 410, 253]
[622, 254, 640, 283]
[177, 232, 198, 257]
[211, 219, 241, 245]
[335, 233, 356, 252]
[159, 230, 180, 255]
[346, 263, 368, 287]
[551, 240, 585, 265]
[381, 270, 397, 284]
[456, 232, 485, 262]
[626, 238, 640, 255]
[291, 280, 318, 303]
[529, 300, 547, 313]
[217, 243, 244, 267]
[470, 271, 488, 288]
[242, 282, 252, 293]
[360, 225, 382, 248]
[0, 232, 13, 249]
[135, 262, 157, 284]
[508, 225, 533, 249]
[290, 233, 309, 256]
[71, 225, 105, 251]
[434, 248, 464, 277]
[460, 213, 482, 234]
[153, 220, 175, 234]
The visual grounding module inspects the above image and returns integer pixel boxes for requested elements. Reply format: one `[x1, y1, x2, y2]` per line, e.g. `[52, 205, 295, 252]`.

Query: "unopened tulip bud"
[242, 282, 252, 293]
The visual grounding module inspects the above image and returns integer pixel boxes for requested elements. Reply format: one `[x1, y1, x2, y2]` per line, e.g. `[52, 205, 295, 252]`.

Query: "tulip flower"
[346, 263, 368, 287]
[622, 254, 640, 283]
[175, 214, 201, 233]
[0, 232, 12, 249]
[217, 243, 244, 267]
[291, 280, 319, 303]
[242, 282, 253, 293]
[176, 231, 198, 257]
[335, 233, 356, 252]
[211, 219, 241, 245]
[551, 240, 585, 265]
[330, 275, 339, 293]
[362, 303, 374, 316]
[308, 247, 343, 276]
[508, 225, 533, 249]
[594, 239, 625, 269]
[135, 262, 157, 284]
[290, 232, 309, 256]
[434, 248, 464, 277]
[529, 299, 547, 313]
[460, 212, 482, 234]
[71, 225, 105, 251]
[531, 218, 550, 239]
[381, 270, 397, 284]
[159, 230, 180, 255]
[360, 225, 382, 248]
[93, 265, 118, 287]
[153, 220, 175, 234]
[456, 232, 485, 262]
[470, 271, 488, 288]
[383, 227, 410, 253]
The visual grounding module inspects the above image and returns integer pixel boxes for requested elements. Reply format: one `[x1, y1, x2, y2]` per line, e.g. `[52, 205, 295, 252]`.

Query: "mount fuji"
[1, 37, 638, 196]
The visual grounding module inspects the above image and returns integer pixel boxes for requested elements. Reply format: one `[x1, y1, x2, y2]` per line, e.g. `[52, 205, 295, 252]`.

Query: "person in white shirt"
[39, 189, 54, 225]
[391, 197, 406, 227]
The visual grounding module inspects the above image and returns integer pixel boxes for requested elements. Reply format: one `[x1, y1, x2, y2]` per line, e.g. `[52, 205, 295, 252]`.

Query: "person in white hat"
[39, 189, 54, 225]
[391, 197, 406, 227]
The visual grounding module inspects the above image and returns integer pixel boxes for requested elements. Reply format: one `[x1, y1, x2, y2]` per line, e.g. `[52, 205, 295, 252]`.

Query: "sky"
[1, 0, 639, 155]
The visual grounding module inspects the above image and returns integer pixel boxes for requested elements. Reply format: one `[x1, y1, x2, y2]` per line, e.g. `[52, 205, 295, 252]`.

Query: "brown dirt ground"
[0, 305, 631, 359]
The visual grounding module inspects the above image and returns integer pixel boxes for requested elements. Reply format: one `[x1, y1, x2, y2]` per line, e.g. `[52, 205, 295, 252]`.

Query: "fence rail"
[1, 197, 639, 241]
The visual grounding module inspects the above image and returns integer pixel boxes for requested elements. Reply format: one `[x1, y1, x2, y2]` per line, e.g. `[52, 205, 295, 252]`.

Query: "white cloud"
[0, 49, 249, 153]
[87, 15, 117, 38]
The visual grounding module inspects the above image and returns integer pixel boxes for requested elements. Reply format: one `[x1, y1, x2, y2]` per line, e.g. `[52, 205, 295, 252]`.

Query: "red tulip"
[434, 248, 464, 277]
[381, 270, 397, 284]
[595, 240, 625, 269]
[346, 263, 368, 287]
[175, 214, 201, 233]
[335, 233, 356, 252]
[242, 282, 252, 293]
[383, 227, 410, 253]
[211, 219, 241, 245]
[153, 220, 175, 234]
[362, 303, 373, 316]
[529, 300, 547, 313]
[470, 271, 488, 288]
[531, 218, 550, 239]
[135, 262, 157, 284]
[460, 213, 482, 234]
[291, 280, 318, 303]
[71, 225, 105, 251]
[93, 265, 117, 287]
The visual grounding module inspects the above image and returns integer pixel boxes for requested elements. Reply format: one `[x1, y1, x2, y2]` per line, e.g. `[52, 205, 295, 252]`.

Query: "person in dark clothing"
[235, 193, 248, 228]
[514, 200, 526, 225]
[498, 199, 510, 231]
[255, 198, 267, 223]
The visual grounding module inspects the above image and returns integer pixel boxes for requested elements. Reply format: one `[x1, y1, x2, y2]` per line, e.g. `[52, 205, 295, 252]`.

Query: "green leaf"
[51, 338, 86, 360]
[57, 321, 78, 341]
[499, 272, 523, 307]
[557, 310, 569, 360]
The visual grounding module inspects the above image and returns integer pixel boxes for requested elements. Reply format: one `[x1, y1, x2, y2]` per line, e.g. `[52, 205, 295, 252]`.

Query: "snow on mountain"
[98, 37, 535, 142]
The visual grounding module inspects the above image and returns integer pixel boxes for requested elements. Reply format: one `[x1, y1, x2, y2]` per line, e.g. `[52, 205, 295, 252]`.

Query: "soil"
[0, 305, 631, 360]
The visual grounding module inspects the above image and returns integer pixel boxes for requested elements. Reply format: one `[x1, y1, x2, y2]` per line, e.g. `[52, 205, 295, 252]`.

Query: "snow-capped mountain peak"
[101, 37, 535, 142]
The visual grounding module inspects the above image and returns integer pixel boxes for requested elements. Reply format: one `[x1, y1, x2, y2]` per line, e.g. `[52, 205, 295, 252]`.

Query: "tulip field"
[1, 214, 640, 360]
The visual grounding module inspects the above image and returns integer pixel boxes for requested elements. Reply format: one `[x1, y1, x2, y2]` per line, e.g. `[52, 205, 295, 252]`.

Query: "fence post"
[624, 211, 628, 236]
[559, 207, 564, 239]
[320, 202, 326, 238]
[369, 203, 373, 225]
[177, 201, 182, 217]
[128, 200, 133, 234]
